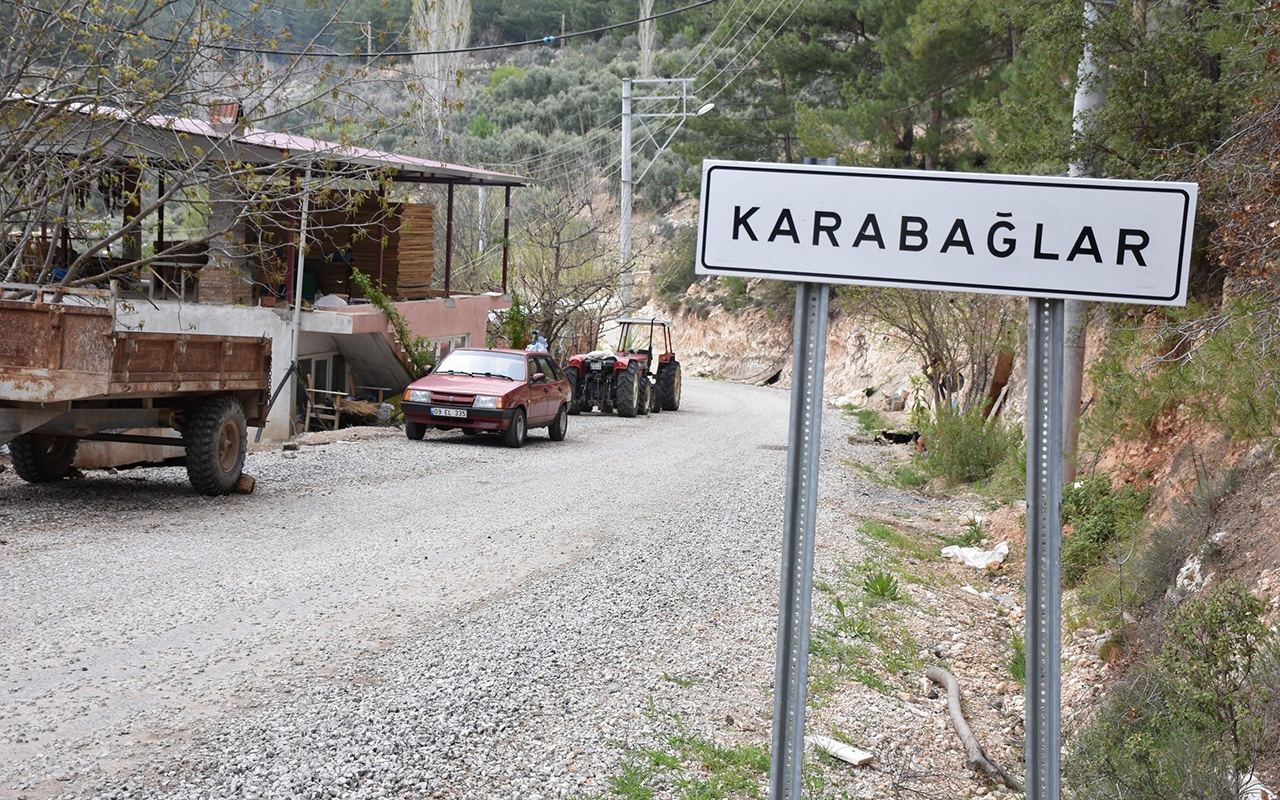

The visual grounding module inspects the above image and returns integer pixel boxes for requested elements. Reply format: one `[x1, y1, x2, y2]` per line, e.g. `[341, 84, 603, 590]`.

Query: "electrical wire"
[132, 0, 722, 59]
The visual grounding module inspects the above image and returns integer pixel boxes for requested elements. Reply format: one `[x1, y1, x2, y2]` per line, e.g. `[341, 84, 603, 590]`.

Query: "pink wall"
[331, 293, 510, 348]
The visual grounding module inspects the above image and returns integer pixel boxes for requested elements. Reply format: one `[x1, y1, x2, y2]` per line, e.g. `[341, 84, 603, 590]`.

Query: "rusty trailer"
[0, 293, 270, 495]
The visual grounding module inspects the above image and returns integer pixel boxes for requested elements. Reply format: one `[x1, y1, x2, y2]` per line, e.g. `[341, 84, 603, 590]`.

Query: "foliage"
[652, 225, 699, 303]
[1007, 631, 1025, 686]
[497, 289, 531, 349]
[1061, 474, 1150, 587]
[919, 404, 1021, 486]
[1068, 583, 1280, 800]
[1088, 294, 1280, 444]
[349, 269, 434, 373]
[862, 570, 902, 602]
[607, 730, 770, 800]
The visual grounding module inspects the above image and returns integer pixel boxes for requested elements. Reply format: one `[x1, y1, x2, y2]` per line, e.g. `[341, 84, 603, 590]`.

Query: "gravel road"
[1, 377, 962, 800]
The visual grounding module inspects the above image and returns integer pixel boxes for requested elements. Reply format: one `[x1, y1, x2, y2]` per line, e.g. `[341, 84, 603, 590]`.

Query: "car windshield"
[434, 350, 526, 381]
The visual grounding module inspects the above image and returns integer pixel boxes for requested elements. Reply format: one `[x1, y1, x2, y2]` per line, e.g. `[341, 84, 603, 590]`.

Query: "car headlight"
[472, 395, 500, 409]
[407, 388, 431, 403]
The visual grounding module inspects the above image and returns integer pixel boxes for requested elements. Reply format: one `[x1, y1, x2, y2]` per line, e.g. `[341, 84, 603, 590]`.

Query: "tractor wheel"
[637, 375, 651, 416]
[565, 365, 583, 414]
[649, 376, 661, 414]
[185, 395, 247, 496]
[504, 407, 528, 448]
[9, 433, 78, 483]
[615, 361, 641, 418]
[406, 420, 426, 440]
[548, 404, 568, 441]
[657, 361, 682, 411]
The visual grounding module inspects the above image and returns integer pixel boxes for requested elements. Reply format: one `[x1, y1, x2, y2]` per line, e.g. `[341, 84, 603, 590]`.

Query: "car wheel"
[405, 420, 426, 440]
[548, 404, 568, 441]
[9, 433, 78, 483]
[504, 408, 527, 448]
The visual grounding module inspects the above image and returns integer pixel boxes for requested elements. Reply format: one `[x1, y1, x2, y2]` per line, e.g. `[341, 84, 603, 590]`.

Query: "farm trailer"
[0, 294, 270, 495]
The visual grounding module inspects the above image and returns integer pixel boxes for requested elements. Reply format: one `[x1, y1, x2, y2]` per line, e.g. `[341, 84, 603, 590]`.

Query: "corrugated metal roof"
[5, 94, 528, 187]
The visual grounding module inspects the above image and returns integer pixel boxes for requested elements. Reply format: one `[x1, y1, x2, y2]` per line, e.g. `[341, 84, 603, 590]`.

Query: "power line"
[145, 0, 722, 59]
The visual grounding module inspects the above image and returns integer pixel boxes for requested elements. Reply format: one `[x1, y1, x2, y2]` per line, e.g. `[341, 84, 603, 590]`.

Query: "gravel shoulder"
[1, 377, 1028, 800]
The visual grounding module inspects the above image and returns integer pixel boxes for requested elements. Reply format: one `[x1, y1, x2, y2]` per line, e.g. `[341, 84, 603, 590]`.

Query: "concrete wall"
[116, 292, 509, 441]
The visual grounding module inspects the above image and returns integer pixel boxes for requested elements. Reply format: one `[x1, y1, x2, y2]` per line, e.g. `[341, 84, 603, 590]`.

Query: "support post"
[1025, 297, 1064, 800]
[769, 282, 829, 800]
[620, 78, 633, 269]
[501, 186, 511, 295]
[442, 182, 456, 298]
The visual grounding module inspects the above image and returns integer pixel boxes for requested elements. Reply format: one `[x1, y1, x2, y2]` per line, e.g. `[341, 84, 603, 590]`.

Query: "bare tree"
[0, 0, 421, 295]
[839, 288, 1020, 412]
[412, 0, 472, 140]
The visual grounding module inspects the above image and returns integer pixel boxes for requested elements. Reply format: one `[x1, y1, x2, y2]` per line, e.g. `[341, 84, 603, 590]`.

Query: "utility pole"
[1063, 0, 1109, 484]
[619, 77, 711, 306]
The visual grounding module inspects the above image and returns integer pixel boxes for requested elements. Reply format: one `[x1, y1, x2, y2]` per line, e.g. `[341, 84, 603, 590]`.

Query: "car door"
[528, 355, 560, 424]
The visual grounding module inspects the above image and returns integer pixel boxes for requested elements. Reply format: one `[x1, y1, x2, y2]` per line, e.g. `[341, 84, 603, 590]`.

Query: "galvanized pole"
[620, 78, 633, 268]
[1025, 297, 1064, 800]
[770, 281, 829, 800]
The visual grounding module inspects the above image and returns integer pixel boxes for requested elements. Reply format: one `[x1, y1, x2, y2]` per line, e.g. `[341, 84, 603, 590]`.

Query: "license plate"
[430, 407, 467, 418]
[589, 362, 602, 371]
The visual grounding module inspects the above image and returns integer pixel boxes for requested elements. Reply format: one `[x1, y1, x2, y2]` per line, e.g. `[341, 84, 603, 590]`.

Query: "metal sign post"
[770, 282, 830, 799]
[694, 159, 1195, 800]
[1026, 298, 1065, 797]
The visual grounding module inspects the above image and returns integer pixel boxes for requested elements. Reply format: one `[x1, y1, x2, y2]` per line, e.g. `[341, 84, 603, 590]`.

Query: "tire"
[405, 420, 426, 440]
[548, 404, 568, 441]
[649, 377, 661, 414]
[615, 361, 641, 418]
[9, 433, 78, 483]
[565, 366, 583, 415]
[657, 361, 682, 411]
[637, 375, 651, 417]
[504, 407, 527, 448]
[185, 395, 247, 496]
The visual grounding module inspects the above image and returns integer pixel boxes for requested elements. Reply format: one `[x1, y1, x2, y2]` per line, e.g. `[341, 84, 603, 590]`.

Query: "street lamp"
[619, 78, 712, 283]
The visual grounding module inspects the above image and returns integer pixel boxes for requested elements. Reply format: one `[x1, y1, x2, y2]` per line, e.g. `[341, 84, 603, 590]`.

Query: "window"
[299, 353, 348, 395]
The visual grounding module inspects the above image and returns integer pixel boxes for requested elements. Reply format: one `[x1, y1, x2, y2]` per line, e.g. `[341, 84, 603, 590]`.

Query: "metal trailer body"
[0, 297, 270, 495]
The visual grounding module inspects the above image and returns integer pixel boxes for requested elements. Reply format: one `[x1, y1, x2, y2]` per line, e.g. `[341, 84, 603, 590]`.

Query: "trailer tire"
[565, 366, 583, 415]
[657, 361, 682, 411]
[615, 361, 641, 418]
[186, 395, 247, 496]
[10, 433, 78, 483]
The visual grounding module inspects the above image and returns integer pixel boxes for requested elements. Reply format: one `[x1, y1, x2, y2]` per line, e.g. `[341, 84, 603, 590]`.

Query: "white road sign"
[696, 160, 1197, 305]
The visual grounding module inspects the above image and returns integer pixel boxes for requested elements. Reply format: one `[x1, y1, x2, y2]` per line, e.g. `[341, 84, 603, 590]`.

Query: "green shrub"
[1068, 583, 1280, 799]
[1061, 474, 1150, 587]
[862, 570, 901, 602]
[920, 404, 1021, 485]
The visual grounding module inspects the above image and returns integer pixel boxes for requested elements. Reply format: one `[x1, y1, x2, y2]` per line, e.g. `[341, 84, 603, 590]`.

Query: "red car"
[400, 348, 570, 448]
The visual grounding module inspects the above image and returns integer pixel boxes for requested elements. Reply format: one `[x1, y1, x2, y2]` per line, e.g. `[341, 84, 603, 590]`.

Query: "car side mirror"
[531, 372, 546, 384]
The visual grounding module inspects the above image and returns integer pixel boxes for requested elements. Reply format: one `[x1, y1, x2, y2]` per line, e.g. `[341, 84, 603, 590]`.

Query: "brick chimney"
[202, 99, 252, 305]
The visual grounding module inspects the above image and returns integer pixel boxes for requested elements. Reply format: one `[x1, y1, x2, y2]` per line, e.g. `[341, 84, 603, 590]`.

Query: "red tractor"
[563, 317, 682, 417]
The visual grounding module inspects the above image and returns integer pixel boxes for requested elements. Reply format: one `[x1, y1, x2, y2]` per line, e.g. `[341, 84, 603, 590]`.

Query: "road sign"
[697, 160, 1197, 306]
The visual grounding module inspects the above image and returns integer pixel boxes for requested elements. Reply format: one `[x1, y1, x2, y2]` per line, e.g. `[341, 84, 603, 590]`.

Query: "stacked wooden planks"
[304, 196, 436, 301]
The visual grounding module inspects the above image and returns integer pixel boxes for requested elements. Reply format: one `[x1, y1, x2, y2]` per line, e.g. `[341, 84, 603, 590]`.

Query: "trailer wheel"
[504, 407, 528, 448]
[657, 361, 682, 411]
[186, 395, 247, 496]
[405, 420, 426, 440]
[565, 366, 583, 415]
[615, 361, 641, 417]
[10, 433, 78, 483]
